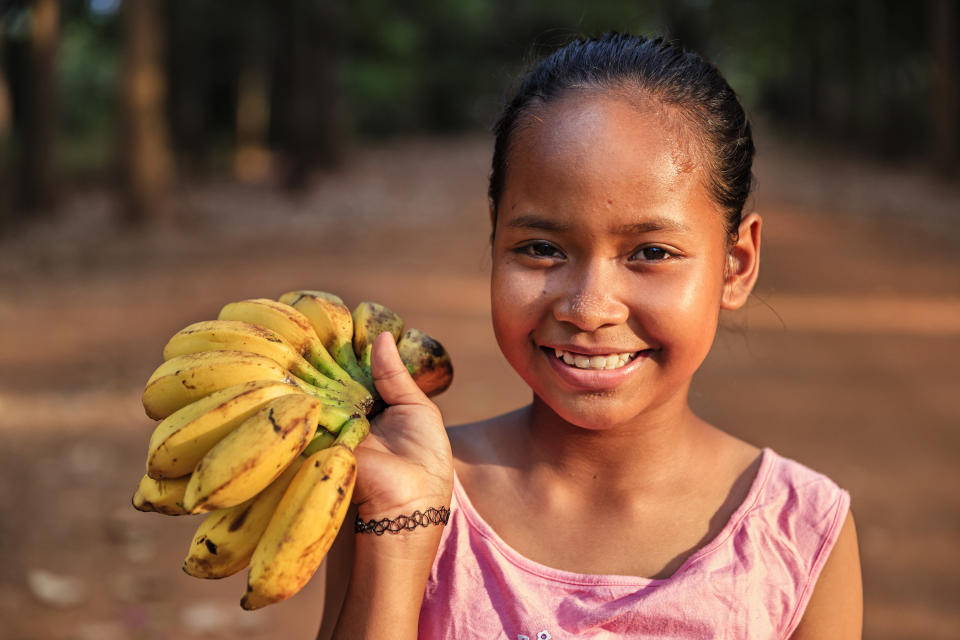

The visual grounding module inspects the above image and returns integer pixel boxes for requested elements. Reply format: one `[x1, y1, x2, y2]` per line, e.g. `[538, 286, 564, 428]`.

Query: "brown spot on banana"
[228, 505, 252, 532]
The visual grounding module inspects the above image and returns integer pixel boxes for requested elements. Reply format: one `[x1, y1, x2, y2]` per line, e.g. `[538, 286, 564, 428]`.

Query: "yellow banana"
[146, 380, 303, 479]
[278, 290, 372, 391]
[132, 473, 191, 515]
[183, 456, 305, 579]
[352, 301, 405, 371]
[218, 299, 373, 411]
[241, 443, 357, 610]
[397, 328, 454, 397]
[182, 394, 325, 514]
[162, 320, 337, 390]
[141, 350, 349, 420]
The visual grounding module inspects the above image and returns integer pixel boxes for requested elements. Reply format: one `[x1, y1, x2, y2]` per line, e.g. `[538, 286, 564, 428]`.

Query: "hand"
[351, 332, 454, 520]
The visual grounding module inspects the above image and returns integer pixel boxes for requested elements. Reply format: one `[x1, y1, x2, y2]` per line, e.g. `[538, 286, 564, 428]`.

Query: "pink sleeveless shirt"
[418, 448, 849, 640]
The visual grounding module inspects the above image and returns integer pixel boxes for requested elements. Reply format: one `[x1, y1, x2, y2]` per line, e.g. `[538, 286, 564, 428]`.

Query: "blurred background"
[0, 1, 957, 638]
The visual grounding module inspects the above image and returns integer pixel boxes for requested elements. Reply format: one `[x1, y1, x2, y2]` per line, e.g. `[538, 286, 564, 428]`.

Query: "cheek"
[490, 261, 548, 349]
[635, 268, 724, 351]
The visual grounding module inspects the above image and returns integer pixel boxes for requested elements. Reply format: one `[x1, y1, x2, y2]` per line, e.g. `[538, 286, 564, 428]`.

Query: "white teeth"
[553, 349, 638, 370]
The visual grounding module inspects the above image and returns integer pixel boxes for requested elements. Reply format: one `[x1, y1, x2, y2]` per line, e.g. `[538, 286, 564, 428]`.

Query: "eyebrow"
[505, 215, 572, 232]
[505, 214, 689, 234]
[612, 218, 690, 234]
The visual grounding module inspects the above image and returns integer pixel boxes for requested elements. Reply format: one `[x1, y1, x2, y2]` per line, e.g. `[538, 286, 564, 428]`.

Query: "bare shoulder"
[447, 406, 529, 470]
[789, 510, 863, 640]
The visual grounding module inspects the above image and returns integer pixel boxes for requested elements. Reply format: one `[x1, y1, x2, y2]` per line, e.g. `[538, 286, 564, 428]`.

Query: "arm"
[317, 332, 454, 640]
[788, 511, 863, 640]
[315, 506, 356, 640]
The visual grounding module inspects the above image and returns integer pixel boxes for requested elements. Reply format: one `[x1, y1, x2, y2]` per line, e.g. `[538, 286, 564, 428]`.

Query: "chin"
[534, 391, 641, 431]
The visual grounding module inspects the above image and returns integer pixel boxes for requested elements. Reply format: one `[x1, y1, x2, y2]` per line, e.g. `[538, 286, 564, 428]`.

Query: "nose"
[551, 260, 629, 332]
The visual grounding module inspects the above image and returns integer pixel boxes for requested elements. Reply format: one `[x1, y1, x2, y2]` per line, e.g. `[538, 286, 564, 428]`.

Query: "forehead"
[499, 92, 718, 232]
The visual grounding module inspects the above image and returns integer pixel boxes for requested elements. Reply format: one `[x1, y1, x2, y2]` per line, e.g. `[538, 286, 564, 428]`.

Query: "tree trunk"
[930, 0, 958, 174]
[272, 0, 342, 191]
[17, 0, 58, 215]
[121, 0, 174, 225]
[235, 62, 272, 184]
[0, 27, 12, 229]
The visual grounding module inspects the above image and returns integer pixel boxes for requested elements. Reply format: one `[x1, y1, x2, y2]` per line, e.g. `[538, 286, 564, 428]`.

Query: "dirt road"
[1, 135, 957, 639]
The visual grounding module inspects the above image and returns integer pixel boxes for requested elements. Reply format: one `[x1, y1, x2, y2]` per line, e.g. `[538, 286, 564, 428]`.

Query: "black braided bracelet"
[354, 506, 451, 535]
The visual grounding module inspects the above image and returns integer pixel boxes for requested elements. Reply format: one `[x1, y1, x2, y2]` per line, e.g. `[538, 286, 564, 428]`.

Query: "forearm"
[331, 525, 443, 639]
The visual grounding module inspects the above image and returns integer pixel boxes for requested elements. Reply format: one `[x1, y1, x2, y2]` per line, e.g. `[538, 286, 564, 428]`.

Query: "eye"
[632, 246, 674, 261]
[516, 241, 565, 259]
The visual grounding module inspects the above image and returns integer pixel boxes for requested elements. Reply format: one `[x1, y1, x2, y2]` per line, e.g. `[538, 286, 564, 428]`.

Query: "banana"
[352, 301, 405, 371]
[241, 443, 357, 610]
[142, 350, 351, 420]
[162, 320, 337, 390]
[278, 291, 372, 392]
[132, 474, 191, 515]
[183, 456, 305, 579]
[302, 426, 338, 456]
[182, 394, 326, 514]
[218, 299, 372, 411]
[397, 328, 454, 397]
[146, 380, 304, 479]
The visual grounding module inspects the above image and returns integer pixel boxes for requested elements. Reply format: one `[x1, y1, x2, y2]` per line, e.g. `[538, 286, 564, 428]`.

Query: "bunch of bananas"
[131, 291, 452, 610]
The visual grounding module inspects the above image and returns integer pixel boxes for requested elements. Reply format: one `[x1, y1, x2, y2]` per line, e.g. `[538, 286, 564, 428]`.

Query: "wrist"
[355, 505, 450, 535]
[354, 474, 452, 523]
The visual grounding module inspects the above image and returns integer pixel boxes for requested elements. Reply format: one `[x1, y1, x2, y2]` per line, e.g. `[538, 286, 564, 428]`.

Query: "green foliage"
[55, 2, 119, 173]
[29, 0, 953, 171]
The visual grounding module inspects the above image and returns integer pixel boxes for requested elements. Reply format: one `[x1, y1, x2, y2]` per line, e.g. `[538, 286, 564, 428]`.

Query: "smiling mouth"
[551, 348, 642, 371]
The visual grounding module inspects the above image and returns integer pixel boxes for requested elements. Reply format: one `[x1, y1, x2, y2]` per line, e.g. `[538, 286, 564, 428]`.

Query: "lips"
[553, 348, 638, 370]
[538, 344, 653, 392]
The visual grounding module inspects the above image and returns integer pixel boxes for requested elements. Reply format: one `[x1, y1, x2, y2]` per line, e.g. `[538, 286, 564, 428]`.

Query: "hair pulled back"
[489, 32, 755, 237]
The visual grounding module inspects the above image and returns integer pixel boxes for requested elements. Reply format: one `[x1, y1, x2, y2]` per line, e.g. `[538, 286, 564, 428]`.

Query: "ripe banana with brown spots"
[146, 380, 305, 479]
[141, 350, 352, 420]
[182, 456, 306, 579]
[397, 327, 454, 397]
[278, 290, 372, 392]
[218, 298, 372, 411]
[163, 320, 340, 391]
[351, 301, 405, 373]
[132, 473, 191, 515]
[240, 416, 367, 610]
[182, 394, 328, 514]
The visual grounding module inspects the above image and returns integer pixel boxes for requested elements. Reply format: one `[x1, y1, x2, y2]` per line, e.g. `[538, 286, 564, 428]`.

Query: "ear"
[721, 212, 762, 310]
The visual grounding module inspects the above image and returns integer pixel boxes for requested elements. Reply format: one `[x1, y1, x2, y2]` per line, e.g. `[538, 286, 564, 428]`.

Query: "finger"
[370, 331, 431, 407]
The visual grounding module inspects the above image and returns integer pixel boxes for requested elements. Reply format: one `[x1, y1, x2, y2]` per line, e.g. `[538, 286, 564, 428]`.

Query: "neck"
[521, 390, 708, 497]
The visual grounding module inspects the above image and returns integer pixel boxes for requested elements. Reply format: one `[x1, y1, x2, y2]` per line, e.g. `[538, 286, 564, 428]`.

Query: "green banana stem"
[333, 343, 374, 393]
[333, 415, 370, 452]
[302, 427, 338, 456]
[291, 376, 372, 414]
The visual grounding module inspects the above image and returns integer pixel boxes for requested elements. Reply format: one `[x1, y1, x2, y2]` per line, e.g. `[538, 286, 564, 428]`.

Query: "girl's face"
[491, 93, 754, 430]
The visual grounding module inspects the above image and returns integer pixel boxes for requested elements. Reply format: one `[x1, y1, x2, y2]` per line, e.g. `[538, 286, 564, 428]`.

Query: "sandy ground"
[0, 135, 957, 639]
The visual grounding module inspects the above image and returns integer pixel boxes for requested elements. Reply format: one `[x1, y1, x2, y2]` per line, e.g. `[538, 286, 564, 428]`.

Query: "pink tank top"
[419, 448, 849, 640]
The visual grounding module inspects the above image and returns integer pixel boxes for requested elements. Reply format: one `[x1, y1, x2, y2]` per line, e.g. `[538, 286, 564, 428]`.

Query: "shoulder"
[787, 510, 862, 639]
[758, 449, 850, 520]
[446, 406, 530, 475]
[753, 450, 860, 639]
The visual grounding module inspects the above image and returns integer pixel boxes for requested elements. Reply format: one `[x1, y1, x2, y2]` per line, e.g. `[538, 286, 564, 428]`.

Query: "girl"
[320, 33, 862, 639]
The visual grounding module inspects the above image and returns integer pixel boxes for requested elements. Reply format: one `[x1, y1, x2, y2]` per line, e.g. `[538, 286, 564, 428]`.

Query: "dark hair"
[489, 32, 754, 237]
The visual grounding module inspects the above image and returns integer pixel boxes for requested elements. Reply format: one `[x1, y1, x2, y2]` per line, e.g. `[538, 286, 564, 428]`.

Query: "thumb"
[370, 331, 430, 407]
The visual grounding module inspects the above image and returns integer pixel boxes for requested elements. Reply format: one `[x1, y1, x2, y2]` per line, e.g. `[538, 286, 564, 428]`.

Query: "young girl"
[320, 33, 862, 639]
